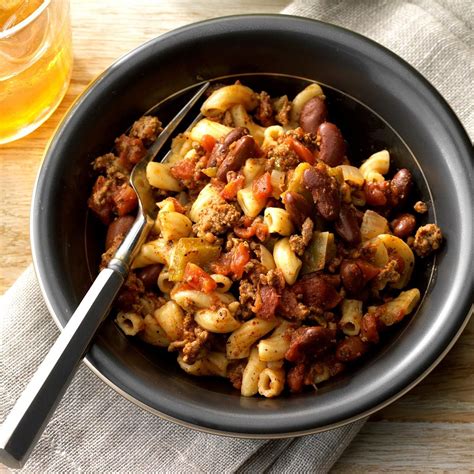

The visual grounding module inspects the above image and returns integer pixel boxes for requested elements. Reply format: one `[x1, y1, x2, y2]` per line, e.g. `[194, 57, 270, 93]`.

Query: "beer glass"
[0, 0, 73, 144]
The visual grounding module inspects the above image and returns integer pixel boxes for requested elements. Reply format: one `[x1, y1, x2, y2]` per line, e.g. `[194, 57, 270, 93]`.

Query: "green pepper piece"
[169, 238, 221, 281]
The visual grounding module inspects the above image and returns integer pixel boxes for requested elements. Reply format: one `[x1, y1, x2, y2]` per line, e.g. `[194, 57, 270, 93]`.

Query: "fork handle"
[0, 268, 125, 468]
[0, 214, 153, 468]
[0, 212, 153, 468]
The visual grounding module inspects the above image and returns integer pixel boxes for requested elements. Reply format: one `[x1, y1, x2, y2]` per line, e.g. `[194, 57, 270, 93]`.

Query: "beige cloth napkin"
[1, 1, 472, 472]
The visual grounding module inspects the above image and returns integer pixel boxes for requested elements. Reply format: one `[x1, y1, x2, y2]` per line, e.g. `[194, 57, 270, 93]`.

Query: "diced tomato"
[167, 197, 186, 214]
[183, 263, 217, 293]
[285, 136, 315, 165]
[88, 175, 114, 224]
[210, 252, 232, 276]
[234, 221, 268, 241]
[252, 172, 273, 199]
[234, 226, 256, 239]
[200, 134, 217, 154]
[211, 243, 250, 279]
[220, 175, 245, 200]
[254, 223, 269, 242]
[241, 216, 254, 227]
[170, 157, 196, 181]
[230, 242, 250, 279]
[112, 184, 138, 216]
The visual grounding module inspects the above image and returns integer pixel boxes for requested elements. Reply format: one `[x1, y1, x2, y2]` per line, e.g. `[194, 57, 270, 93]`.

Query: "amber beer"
[0, 0, 72, 144]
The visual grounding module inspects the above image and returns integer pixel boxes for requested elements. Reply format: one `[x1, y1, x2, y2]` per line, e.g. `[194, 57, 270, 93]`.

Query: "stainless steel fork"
[0, 82, 210, 469]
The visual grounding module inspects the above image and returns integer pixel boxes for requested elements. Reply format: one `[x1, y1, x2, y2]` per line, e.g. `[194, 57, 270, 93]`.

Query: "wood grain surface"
[0, 1, 472, 472]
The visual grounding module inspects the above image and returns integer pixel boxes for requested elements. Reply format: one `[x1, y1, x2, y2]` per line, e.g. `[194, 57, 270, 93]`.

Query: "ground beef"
[277, 288, 310, 320]
[244, 259, 268, 285]
[100, 235, 122, 268]
[130, 116, 162, 145]
[412, 223, 443, 257]
[273, 95, 291, 126]
[413, 201, 428, 214]
[134, 292, 166, 318]
[225, 234, 244, 252]
[168, 314, 209, 364]
[114, 272, 145, 312]
[286, 128, 317, 150]
[228, 361, 246, 390]
[88, 175, 116, 224]
[254, 91, 274, 127]
[92, 153, 128, 181]
[193, 200, 241, 236]
[371, 259, 400, 292]
[239, 279, 257, 319]
[289, 217, 314, 256]
[260, 268, 286, 290]
[266, 143, 300, 172]
[115, 134, 146, 171]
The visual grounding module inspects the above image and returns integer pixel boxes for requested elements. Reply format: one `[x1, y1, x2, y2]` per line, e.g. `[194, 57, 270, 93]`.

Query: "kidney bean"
[340, 260, 364, 294]
[303, 164, 340, 221]
[137, 264, 162, 290]
[257, 286, 280, 320]
[223, 127, 249, 147]
[216, 135, 259, 181]
[364, 181, 389, 207]
[287, 363, 306, 393]
[391, 213, 417, 239]
[292, 273, 342, 309]
[277, 288, 307, 319]
[321, 273, 341, 288]
[283, 191, 313, 228]
[390, 168, 413, 206]
[299, 97, 327, 134]
[317, 122, 346, 167]
[336, 336, 369, 362]
[285, 326, 336, 363]
[334, 204, 361, 245]
[354, 259, 380, 281]
[105, 215, 135, 249]
[208, 127, 249, 168]
[360, 312, 380, 344]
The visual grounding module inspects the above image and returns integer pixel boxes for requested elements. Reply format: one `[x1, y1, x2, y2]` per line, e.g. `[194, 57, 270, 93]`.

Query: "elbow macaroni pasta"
[339, 299, 363, 336]
[194, 307, 241, 333]
[200, 84, 258, 117]
[226, 318, 279, 359]
[273, 237, 302, 285]
[258, 321, 295, 362]
[258, 367, 285, 398]
[264, 208, 295, 236]
[241, 347, 267, 396]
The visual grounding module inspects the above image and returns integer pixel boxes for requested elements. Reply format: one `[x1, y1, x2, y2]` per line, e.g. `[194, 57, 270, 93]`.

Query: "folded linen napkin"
[1, 1, 472, 472]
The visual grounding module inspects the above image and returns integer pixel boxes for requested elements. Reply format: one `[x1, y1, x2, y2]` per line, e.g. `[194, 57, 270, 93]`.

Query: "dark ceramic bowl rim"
[31, 15, 473, 437]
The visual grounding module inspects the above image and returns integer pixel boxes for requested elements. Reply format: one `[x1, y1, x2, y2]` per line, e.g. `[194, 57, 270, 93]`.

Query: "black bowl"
[31, 15, 473, 437]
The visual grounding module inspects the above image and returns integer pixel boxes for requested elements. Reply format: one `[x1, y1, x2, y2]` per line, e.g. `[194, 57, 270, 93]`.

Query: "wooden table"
[0, 1, 472, 471]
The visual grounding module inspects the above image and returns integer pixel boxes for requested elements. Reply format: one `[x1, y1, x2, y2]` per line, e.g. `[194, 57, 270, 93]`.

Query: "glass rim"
[0, 0, 52, 40]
